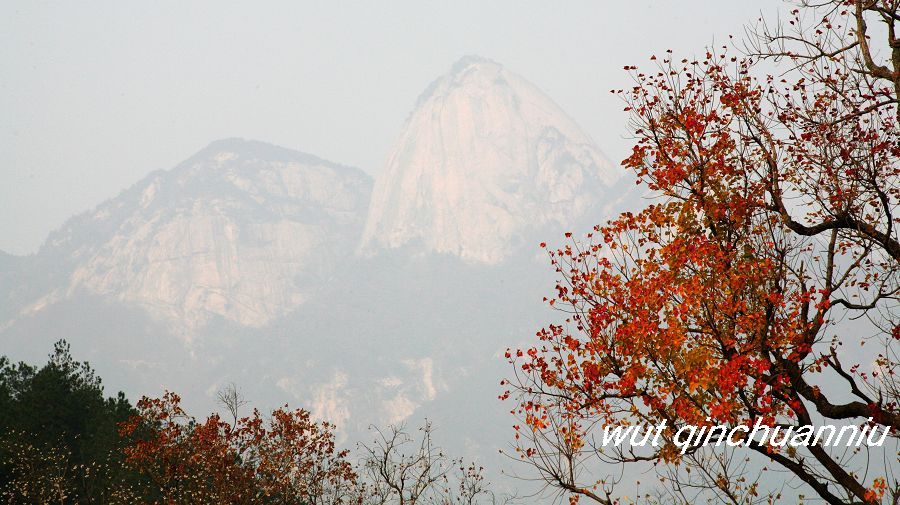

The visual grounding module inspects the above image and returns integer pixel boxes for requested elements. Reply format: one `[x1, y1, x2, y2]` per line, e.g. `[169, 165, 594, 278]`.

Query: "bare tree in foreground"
[359, 421, 508, 505]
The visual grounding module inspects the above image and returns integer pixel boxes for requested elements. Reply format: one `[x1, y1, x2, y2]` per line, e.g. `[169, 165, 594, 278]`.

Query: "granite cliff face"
[22, 139, 372, 331]
[360, 56, 619, 264]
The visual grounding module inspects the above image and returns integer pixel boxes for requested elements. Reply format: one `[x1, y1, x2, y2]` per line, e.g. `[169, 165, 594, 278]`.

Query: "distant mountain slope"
[0, 57, 642, 501]
[5, 139, 372, 332]
[360, 56, 620, 264]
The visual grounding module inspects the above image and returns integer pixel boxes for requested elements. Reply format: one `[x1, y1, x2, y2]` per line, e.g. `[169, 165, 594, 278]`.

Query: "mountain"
[6, 139, 372, 333]
[0, 57, 635, 500]
[360, 55, 620, 264]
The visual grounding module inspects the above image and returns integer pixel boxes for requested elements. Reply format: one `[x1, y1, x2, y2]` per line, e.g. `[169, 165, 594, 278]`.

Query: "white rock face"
[360, 56, 619, 264]
[55, 139, 372, 330]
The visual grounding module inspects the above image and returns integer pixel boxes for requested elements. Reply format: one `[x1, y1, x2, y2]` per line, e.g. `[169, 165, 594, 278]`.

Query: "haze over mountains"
[0, 56, 632, 490]
[3, 55, 622, 336]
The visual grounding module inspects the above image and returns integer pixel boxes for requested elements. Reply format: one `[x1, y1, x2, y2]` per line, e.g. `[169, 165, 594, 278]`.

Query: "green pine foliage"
[0, 340, 142, 503]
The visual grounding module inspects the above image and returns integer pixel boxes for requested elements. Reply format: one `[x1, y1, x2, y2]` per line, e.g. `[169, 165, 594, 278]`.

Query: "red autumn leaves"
[503, 2, 899, 502]
[119, 392, 361, 504]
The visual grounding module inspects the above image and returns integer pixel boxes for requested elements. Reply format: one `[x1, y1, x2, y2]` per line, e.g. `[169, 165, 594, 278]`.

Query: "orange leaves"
[508, 19, 900, 502]
[864, 477, 888, 502]
[507, 113, 827, 460]
[119, 392, 359, 503]
[505, 4, 900, 503]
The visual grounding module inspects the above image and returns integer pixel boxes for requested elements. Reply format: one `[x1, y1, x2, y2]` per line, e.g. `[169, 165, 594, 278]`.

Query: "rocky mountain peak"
[360, 56, 619, 264]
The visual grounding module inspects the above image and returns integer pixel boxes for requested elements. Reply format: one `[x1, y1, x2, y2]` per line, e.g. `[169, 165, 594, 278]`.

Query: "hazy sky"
[1, 0, 786, 255]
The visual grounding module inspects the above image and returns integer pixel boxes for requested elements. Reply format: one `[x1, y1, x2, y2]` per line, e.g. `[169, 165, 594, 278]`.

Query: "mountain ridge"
[5, 138, 373, 333]
[0, 58, 637, 499]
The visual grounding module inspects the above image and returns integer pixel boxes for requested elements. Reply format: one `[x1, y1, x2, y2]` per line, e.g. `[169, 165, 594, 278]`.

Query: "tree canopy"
[0, 340, 138, 503]
[505, 1, 899, 503]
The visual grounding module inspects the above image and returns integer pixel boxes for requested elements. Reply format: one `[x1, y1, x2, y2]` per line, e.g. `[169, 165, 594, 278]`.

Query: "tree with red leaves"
[504, 1, 899, 503]
[118, 391, 363, 504]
